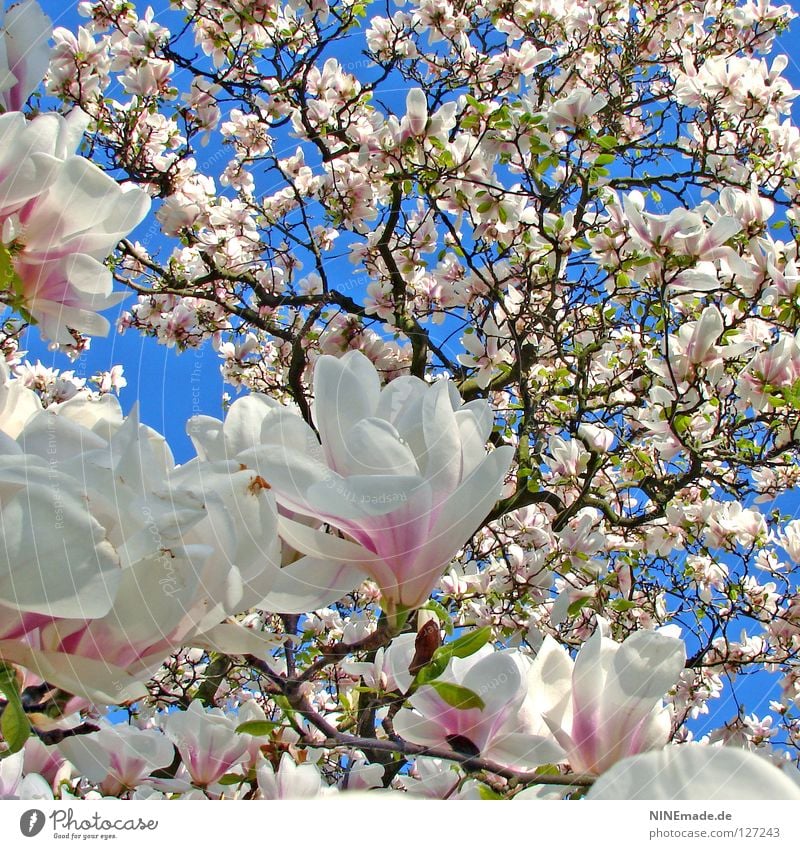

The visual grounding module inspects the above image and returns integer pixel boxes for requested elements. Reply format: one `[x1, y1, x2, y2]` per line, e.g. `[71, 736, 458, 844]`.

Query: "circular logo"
[19, 810, 46, 838]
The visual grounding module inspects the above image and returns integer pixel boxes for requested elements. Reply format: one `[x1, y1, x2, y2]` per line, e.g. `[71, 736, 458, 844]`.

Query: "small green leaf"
[437, 626, 492, 661]
[567, 596, 593, 617]
[0, 663, 30, 757]
[478, 784, 504, 800]
[217, 773, 247, 786]
[414, 654, 449, 686]
[596, 135, 618, 149]
[235, 720, 279, 736]
[429, 681, 485, 711]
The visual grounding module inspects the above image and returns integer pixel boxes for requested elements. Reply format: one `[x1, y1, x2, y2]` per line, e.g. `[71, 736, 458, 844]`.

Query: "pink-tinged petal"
[423, 446, 514, 570]
[21, 288, 115, 344]
[276, 515, 374, 563]
[692, 215, 741, 256]
[0, 640, 146, 703]
[621, 193, 651, 245]
[312, 351, 381, 473]
[22, 156, 149, 258]
[304, 474, 436, 578]
[685, 305, 724, 364]
[404, 88, 428, 137]
[568, 623, 615, 773]
[592, 630, 685, 771]
[587, 745, 800, 800]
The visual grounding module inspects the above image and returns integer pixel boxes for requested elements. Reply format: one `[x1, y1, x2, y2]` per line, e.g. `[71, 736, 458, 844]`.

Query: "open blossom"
[257, 752, 329, 800]
[520, 621, 686, 775]
[393, 642, 564, 768]
[163, 700, 248, 787]
[1, 110, 150, 343]
[0, 368, 283, 702]
[230, 350, 514, 617]
[0, 4, 150, 344]
[0, 751, 52, 800]
[58, 723, 174, 795]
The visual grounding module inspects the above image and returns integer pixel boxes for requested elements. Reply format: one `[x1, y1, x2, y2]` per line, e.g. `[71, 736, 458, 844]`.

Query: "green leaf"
[0, 663, 30, 757]
[594, 153, 615, 166]
[413, 626, 493, 687]
[567, 596, 594, 617]
[438, 626, 492, 661]
[217, 773, 248, 786]
[413, 654, 449, 686]
[429, 681, 485, 711]
[610, 598, 638, 612]
[478, 784, 504, 800]
[235, 720, 279, 736]
[596, 135, 618, 149]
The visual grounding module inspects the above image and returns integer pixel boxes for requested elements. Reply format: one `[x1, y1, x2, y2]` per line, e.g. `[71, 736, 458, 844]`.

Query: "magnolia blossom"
[0, 82, 150, 344]
[587, 745, 800, 800]
[58, 723, 174, 795]
[8, 128, 151, 342]
[394, 645, 564, 768]
[0, 751, 52, 800]
[233, 350, 514, 617]
[0, 4, 151, 343]
[0, 368, 283, 701]
[520, 622, 686, 775]
[257, 752, 329, 800]
[163, 700, 248, 787]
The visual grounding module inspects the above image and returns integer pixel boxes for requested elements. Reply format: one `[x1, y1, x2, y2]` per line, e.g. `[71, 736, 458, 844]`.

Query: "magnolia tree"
[2, 0, 800, 802]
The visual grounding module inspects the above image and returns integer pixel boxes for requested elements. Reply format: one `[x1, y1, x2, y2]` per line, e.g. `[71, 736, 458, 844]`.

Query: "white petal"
[488, 732, 566, 770]
[312, 351, 380, 473]
[258, 557, 366, 614]
[587, 745, 800, 800]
